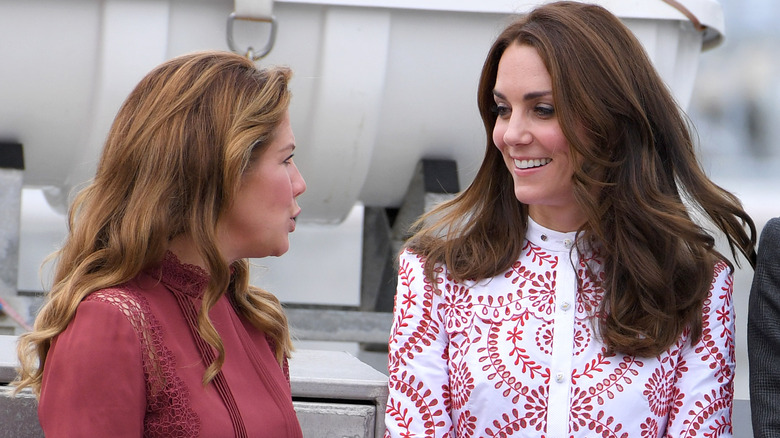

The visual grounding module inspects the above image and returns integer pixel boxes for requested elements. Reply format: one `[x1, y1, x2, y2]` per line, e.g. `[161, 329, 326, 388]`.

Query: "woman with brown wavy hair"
[14, 51, 306, 437]
[385, 2, 756, 437]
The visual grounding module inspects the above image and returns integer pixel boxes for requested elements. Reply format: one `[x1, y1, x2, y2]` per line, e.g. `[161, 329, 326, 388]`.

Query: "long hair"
[409, 1, 756, 357]
[15, 51, 294, 395]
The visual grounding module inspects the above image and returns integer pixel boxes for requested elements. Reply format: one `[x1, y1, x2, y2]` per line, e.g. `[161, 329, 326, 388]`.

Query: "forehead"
[495, 43, 551, 91]
[255, 112, 294, 155]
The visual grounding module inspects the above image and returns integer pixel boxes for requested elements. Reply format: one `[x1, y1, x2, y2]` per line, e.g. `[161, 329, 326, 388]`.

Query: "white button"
[561, 302, 571, 311]
[564, 239, 573, 249]
[556, 372, 565, 383]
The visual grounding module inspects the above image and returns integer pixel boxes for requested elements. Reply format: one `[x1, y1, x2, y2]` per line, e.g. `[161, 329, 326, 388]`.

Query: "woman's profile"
[14, 51, 306, 437]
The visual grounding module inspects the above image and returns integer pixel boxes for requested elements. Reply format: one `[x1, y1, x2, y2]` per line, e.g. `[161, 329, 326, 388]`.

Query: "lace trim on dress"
[149, 251, 211, 299]
[85, 288, 200, 437]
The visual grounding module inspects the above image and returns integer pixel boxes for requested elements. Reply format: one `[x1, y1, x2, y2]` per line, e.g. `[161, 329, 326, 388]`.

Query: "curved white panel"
[0, 0, 722, 223]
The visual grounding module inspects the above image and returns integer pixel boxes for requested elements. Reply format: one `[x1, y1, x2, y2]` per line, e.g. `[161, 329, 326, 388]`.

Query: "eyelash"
[284, 154, 294, 165]
[491, 103, 555, 119]
[535, 104, 555, 118]
[492, 104, 511, 118]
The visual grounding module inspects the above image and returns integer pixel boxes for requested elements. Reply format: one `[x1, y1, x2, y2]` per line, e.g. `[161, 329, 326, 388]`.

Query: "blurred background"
[690, 0, 780, 193]
[691, 0, 779, 175]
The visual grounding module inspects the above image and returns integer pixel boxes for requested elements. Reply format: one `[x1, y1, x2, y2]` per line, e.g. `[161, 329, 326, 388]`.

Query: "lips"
[290, 209, 301, 232]
[514, 158, 552, 169]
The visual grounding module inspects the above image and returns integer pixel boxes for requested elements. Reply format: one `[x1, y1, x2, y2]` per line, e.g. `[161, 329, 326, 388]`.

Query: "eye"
[534, 104, 555, 119]
[283, 154, 294, 165]
[491, 103, 511, 119]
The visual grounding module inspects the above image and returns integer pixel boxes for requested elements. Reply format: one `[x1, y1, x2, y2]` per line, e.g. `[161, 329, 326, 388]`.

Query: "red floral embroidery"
[385, 248, 735, 438]
[389, 258, 442, 372]
[525, 242, 559, 268]
[641, 417, 659, 437]
[680, 387, 733, 436]
[644, 367, 675, 416]
[388, 371, 447, 436]
[455, 410, 477, 437]
[535, 321, 555, 354]
[446, 361, 474, 410]
[572, 320, 591, 356]
[442, 282, 474, 332]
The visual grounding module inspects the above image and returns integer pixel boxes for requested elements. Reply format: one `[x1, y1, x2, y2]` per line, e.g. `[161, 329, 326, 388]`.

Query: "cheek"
[266, 175, 294, 210]
[546, 129, 570, 157]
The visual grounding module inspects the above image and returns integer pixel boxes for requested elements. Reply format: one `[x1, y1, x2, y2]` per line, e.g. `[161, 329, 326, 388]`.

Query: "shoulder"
[760, 217, 780, 246]
[398, 248, 449, 280]
[81, 286, 156, 335]
[755, 218, 780, 270]
[398, 248, 428, 280]
[702, 260, 734, 320]
[399, 248, 426, 265]
[709, 259, 733, 287]
[84, 286, 147, 314]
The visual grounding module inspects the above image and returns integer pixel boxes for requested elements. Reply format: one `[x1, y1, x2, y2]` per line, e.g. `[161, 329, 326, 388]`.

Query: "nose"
[502, 114, 533, 147]
[292, 163, 306, 197]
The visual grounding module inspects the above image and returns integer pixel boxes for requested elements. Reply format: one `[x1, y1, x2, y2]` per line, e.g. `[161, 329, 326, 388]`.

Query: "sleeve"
[665, 262, 735, 437]
[384, 250, 453, 438]
[748, 218, 780, 438]
[38, 299, 146, 438]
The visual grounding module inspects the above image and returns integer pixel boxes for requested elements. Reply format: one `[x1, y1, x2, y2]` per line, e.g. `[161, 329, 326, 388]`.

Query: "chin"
[268, 243, 290, 258]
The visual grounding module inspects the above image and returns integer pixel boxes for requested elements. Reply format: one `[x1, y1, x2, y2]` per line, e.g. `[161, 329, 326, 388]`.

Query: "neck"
[528, 205, 586, 233]
[167, 235, 208, 271]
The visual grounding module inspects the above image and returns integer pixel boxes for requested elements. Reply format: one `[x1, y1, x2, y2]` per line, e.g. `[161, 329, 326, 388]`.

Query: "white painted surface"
[1, 0, 718, 223]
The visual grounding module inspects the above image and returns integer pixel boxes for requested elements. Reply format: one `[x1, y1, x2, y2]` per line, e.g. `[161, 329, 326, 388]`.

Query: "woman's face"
[492, 43, 584, 232]
[217, 111, 307, 261]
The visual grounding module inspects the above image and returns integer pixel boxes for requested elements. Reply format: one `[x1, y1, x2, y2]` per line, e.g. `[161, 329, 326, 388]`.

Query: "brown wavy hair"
[408, 1, 756, 357]
[15, 51, 294, 395]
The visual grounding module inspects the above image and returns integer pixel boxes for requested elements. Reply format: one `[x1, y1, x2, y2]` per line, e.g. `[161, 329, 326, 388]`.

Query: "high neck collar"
[526, 216, 580, 253]
[153, 251, 211, 298]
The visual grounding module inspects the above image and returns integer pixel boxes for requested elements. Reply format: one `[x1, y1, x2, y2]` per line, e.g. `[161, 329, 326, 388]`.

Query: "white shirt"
[385, 218, 735, 437]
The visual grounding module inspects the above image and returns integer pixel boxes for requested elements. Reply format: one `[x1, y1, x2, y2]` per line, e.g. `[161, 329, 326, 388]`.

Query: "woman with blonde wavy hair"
[385, 2, 756, 437]
[14, 51, 306, 437]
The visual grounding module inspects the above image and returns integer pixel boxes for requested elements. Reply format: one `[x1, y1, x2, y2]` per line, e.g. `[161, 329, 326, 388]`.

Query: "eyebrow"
[493, 90, 552, 101]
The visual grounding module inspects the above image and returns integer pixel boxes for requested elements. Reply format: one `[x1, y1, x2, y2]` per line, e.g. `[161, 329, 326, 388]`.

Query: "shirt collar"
[525, 216, 579, 252]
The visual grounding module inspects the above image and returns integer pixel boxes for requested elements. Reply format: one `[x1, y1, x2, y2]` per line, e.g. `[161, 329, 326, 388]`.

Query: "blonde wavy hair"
[14, 51, 294, 395]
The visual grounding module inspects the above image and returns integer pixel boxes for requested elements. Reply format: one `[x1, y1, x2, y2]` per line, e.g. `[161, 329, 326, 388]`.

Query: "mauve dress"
[39, 252, 302, 437]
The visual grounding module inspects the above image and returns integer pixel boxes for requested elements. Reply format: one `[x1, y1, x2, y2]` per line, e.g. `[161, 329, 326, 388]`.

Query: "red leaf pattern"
[385, 243, 735, 437]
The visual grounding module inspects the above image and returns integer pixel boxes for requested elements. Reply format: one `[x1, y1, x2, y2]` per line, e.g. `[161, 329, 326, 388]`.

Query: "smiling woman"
[13, 51, 305, 437]
[384, 2, 756, 437]
[492, 43, 580, 231]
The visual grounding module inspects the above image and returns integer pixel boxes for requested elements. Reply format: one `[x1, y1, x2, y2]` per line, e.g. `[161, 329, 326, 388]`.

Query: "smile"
[514, 158, 552, 169]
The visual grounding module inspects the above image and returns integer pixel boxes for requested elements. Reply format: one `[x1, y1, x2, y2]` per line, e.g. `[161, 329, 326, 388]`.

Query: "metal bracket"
[226, 13, 278, 61]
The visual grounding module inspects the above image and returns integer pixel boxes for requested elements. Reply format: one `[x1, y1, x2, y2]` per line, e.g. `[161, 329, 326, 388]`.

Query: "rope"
[0, 296, 34, 331]
[661, 0, 706, 31]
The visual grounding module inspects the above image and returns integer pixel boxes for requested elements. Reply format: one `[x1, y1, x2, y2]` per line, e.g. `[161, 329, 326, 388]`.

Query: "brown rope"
[661, 0, 706, 31]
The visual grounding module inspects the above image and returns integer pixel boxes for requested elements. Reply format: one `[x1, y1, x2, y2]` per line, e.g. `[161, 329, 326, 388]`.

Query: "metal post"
[0, 142, 27, 334]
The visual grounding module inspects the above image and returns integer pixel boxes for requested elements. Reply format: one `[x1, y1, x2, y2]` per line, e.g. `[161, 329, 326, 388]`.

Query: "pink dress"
[385, 218, 735, 437]
[39, 252, 302, 437]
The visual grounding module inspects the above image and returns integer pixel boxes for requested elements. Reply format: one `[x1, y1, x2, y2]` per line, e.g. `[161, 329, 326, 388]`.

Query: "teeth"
[514, 158, 551, 169]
